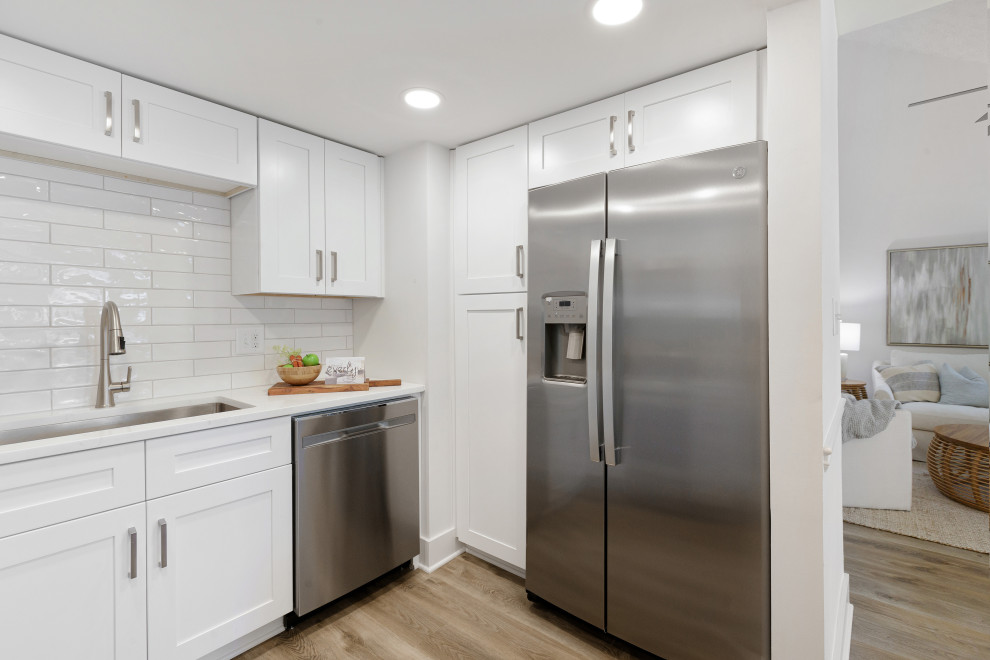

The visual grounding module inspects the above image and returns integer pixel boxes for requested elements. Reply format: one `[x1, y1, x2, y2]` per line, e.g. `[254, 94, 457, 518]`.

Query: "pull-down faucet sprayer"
[96, 300, 131, 408]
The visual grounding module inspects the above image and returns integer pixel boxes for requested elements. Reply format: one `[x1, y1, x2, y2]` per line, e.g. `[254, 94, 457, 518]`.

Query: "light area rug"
[843, 463, 990, 554]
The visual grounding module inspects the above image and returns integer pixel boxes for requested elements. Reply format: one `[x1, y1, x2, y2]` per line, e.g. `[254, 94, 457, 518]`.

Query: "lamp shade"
[840, 322, 861, 352]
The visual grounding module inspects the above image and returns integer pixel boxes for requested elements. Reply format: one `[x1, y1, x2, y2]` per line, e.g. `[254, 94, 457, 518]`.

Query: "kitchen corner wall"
[0, 155, 353, 416]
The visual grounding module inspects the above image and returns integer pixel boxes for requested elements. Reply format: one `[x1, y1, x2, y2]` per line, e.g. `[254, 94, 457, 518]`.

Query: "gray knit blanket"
[841, 393, 900, 443]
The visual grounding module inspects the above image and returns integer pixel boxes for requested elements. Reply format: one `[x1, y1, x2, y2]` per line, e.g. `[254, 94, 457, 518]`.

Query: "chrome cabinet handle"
[104, 91, 113, 137]
[158, 518, 167, 568]
[128, 527, 137, 579]
[602, 238, 617, 466]
[330, 251, 338, 283]
[132, 99, 141, 143]
[608, 115, 617, 157]
[515, 245, 524, 278]
[627, 110, 635, 153]
[316, 249, 324, 282]
[587, 240, 603, 463]
[515, 307, 524, 340]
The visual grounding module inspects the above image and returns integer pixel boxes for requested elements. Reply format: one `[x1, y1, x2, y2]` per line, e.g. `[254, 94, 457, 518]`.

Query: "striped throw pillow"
[875, 361, 940, 403]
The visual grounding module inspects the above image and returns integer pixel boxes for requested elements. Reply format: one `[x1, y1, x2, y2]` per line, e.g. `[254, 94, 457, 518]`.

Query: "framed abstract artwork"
[887, 244, 989, 348]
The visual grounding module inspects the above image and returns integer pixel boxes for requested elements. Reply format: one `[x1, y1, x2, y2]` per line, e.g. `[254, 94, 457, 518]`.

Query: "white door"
[0, 33, 121, 156]
[257, 119, 326, 295]
[146, 466, 292, 660]
[624, 51, 759, 167]
[528, 95, 625, 189]
[455, 293, 528, 569]
[325, 140, 383, 297]
[121, 76, 257, 185]
[0, 503, 147, 660]
[454, 127, 529, 295]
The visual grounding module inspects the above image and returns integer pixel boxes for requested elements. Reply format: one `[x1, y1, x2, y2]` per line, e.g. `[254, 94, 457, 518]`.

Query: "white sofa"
[871, 349, 990, 461]
[842, 408, 913, 510]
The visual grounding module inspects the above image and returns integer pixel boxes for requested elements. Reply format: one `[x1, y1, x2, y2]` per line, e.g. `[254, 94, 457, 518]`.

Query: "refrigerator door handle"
[587, 240, 603, 463]
[602, 238, 618, 466]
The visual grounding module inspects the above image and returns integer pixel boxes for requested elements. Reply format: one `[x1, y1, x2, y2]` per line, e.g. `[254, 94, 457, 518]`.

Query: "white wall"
[767, 1, 849, 658]
[835, 0, 955, 34]
[353, 142, 458, 570]
[0, 155, 353, 414]
[839, 40, 987, 382]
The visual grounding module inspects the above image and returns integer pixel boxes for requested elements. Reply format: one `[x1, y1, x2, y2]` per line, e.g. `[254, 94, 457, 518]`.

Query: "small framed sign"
[324, 357, 366, 384]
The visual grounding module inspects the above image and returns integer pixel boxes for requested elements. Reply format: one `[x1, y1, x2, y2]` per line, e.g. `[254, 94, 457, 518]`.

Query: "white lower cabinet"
[454, 293, 527, 569]
[146, 465, 293, 660]
[0, 503, 148, 660]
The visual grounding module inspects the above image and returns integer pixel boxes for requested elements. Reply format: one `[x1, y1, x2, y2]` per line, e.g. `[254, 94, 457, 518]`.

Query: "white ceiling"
[0, 1, 788, 155]
[841, 0, 987, 64]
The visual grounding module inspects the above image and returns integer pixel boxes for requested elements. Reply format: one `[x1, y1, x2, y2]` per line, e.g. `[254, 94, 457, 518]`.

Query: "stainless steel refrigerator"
[526, 141, 769, 660]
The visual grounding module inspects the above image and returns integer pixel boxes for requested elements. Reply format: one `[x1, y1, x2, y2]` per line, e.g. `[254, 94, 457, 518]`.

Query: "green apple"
[302, 353, 320, 367]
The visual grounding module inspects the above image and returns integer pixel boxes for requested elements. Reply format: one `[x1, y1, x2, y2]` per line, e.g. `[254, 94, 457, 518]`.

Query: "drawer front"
[146, 417, 290, 498]
[0, 442, 145, 539]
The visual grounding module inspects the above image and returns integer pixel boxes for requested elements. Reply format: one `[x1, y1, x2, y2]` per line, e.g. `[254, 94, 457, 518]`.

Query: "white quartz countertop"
[0, 382, 425, 466]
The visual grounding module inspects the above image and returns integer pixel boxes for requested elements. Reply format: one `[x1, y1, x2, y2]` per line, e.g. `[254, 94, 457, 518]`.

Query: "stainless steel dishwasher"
[292, 397, 419, 617]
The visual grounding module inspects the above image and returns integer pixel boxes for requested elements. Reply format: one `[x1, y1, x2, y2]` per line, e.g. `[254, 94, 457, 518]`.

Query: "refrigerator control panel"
[542, 294, 587, 324]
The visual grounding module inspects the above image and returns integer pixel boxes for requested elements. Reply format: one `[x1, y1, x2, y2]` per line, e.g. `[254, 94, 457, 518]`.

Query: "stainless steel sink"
[0, 401, 250, 447]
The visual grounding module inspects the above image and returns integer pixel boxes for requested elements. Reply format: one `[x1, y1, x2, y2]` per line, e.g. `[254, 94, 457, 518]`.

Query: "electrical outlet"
[235, 326, 264, 355]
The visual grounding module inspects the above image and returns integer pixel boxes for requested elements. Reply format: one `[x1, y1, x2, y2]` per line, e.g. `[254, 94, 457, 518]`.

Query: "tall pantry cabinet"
[452, 127, 529, 571]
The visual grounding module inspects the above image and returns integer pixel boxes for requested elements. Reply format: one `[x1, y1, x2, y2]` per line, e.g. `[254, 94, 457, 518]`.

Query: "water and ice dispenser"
[542, 292, 588, 384]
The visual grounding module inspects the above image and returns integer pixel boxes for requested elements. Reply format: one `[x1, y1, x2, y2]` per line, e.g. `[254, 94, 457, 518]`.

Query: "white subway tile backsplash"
[152, 307, 230, 325]
[53, 265, 151, 288]
[52, 225, 150, 252]
[0, 217, 49, 242]
[104, 211, 192, 237]
[0, 172, 353, 415]
[0, 240, 103, 267]
[0, 390, 51, 414]
[0, 195, 102, 227]
[153, 271, 231, 291]
[0, 173, 47, 200]
[153, 235, 229, 258]
[51, 182, 150, 214]
[0, 262, 49, 284]
[0, 284, 102, 307]
[105, 249, 193, 273]
[104, 177, 193, 203]
[0, 155, 103, 188]
[0, 348, 50, 372]
[0, 306, 49, 327]
[152, 199, 229, 226]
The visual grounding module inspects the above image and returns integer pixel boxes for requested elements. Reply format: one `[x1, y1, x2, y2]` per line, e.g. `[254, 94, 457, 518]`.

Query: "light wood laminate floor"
[845, 522, 990, 660]
[240, 525, 990, 659]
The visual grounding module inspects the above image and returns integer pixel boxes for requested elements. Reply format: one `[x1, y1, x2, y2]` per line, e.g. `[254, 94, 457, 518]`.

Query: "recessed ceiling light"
[592, 0, 643, 26]
[403, 88, 442, 109]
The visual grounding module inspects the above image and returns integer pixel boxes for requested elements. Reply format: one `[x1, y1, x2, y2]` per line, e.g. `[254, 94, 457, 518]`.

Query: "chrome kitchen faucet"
[96, 301, 131, 408]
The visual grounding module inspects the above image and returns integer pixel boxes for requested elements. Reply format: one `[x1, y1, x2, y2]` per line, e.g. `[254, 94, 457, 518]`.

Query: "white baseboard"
[463, 545, 525, 579]
[199, 617, 285, 660]
[414, 527, 464, 573]
[829, 573, 853, 660]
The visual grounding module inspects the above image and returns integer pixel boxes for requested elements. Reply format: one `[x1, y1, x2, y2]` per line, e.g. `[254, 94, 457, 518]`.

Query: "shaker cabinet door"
[0, 33, 121, 156]
[528, 95, 624, 189]
[454, 293, 528, 569]
[325, 140, 383, 297]
[454, 126, 529, 294]
[0, 504, 147, 660]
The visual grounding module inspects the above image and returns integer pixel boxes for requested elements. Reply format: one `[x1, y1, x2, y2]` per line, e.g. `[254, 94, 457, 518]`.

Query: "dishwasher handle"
[301, 413, 417, 449]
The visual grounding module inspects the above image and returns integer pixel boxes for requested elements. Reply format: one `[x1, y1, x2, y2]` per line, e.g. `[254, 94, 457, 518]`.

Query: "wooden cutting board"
[267, 378, 401, 396]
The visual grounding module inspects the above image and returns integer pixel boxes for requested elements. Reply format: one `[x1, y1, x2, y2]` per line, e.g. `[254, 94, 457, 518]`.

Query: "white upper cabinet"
[146, 466, 292, 660]
[528, 95, 625, 189]
[454, 126, 529, 295]
[455, 293, 528, 569]
[121, 76, 257, 186]
[0, 503, 147, 660]
[624, 51, 759, 168]
[232, 119, 326, 296]
[0, 33, 121, 156]
[325, 140, 383, 297]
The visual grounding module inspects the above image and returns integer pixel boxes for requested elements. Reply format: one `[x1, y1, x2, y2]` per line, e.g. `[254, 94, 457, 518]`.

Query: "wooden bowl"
[276, 364, 322, 386]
